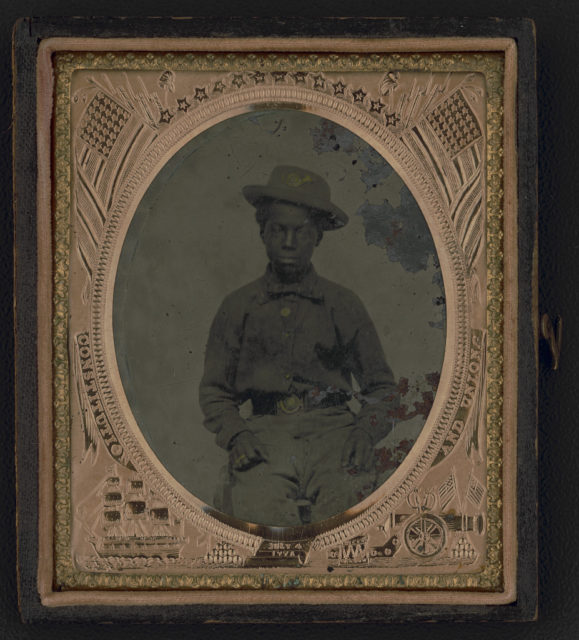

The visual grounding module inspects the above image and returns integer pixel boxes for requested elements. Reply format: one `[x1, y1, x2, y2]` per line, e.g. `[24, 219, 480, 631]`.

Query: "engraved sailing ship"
[85, 467, 187, 559]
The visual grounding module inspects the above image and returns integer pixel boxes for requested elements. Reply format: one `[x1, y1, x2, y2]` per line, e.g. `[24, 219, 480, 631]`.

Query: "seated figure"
[199, 165, 398, 526]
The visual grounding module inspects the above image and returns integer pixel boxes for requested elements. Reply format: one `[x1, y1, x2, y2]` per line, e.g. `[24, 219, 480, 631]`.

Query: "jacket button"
[280, 307, 291, 317]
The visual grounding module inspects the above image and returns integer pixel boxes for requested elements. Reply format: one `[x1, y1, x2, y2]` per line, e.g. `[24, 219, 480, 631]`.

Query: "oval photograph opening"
[113, 109, 446, 528]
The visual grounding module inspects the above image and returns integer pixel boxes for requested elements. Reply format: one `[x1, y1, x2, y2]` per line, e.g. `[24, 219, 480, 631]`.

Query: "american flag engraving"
[426, 90, 483, 158]
[74, 83, 159, 301]
[466, 473, 486, 507]
[79, 92, 131, 158]
[401, 85, 485, 270]
[438, 470, 457, 510]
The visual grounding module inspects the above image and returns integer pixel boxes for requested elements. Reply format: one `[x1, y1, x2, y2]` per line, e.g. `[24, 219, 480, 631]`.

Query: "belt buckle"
[277, 393, 303, 415]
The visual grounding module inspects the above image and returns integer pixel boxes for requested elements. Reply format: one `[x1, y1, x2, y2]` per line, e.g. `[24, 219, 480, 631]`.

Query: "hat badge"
[285, 172, 313, 188]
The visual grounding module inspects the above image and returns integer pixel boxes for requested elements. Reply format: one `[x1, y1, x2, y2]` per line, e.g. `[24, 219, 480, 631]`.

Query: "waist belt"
[252, 391, 349, 416]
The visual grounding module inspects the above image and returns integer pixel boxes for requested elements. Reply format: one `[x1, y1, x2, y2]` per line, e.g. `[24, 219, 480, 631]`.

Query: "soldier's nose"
[283, 229, 297, 249]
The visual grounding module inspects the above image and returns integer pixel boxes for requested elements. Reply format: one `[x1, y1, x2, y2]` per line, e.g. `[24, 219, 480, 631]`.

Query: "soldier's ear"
[307, 210, 323, 245]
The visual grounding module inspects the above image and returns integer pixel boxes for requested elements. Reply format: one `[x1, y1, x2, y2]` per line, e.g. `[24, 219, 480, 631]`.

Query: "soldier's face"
[261, 202, 320, 280]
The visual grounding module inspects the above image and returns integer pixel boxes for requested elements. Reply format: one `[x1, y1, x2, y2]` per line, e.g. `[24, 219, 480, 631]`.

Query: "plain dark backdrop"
[2, 0, 578, 637]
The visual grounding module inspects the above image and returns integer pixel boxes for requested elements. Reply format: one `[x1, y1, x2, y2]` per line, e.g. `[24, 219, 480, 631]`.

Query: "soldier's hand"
[229, 431, 268, 471]
[341, 428, 373, 472]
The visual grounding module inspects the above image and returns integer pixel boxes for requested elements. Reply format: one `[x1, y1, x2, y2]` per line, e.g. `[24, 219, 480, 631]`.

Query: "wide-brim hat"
[242, 165, 349, 230]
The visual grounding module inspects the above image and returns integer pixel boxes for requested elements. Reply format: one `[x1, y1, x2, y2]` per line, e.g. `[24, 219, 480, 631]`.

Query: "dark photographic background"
[4, 2, 578, 638]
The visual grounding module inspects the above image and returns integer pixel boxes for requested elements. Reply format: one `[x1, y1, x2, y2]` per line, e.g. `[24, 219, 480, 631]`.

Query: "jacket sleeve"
[339, 292, 399, 446]
[198, 295, 249, 450]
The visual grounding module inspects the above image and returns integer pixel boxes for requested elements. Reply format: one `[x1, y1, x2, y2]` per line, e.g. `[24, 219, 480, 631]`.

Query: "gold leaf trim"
[52, 51, 505, 591]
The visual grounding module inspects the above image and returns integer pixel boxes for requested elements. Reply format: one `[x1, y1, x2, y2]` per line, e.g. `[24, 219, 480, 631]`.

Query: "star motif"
[177, 97, 191, 112]
[370, 100, 385, 114]
[352, 88, 367, 103]
[272, 71, 287, 83]
[194, 87, 208, 102]
[213, 80, 226, 93]
[332, 81, 347, 96]
[251, 71, 265, 84]
[231, 74, 245, 88]
[312, 75, 325, 90]
[292, 71, 308, 83]
[385, 112, 401, 127]
[159, 109, 174, 124]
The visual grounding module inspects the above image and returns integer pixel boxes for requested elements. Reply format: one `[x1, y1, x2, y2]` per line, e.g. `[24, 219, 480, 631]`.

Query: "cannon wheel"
[404, 514, 446, 558]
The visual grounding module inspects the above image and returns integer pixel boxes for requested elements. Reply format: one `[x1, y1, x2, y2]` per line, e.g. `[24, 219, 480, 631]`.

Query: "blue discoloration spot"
[310, 120, 356, 154]
[355, 187, 435, 273]
[358, 146, 394, 192]
[310, 118, 446, 328]
[310, 121, 393, 191]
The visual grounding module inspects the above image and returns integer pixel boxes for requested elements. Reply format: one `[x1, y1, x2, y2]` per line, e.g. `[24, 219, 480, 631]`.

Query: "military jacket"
[199, 266, 398, 449]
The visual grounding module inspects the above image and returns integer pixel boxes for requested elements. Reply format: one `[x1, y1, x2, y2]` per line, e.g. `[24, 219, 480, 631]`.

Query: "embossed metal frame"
[20, 23, 534, 616]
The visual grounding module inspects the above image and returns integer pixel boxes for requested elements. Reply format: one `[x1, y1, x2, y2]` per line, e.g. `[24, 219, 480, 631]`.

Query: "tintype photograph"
[112, 109, 445, 529]
[14, 21, 537, 617]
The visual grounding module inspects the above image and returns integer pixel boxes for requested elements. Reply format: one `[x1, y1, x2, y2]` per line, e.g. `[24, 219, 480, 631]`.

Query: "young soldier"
[199, 166, 398, 526]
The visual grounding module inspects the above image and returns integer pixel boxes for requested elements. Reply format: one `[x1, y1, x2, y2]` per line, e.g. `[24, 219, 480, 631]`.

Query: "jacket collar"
[258, 264, 324, 303]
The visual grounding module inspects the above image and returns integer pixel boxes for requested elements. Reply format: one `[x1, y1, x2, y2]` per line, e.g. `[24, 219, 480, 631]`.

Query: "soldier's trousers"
[220, 407, 375, 527]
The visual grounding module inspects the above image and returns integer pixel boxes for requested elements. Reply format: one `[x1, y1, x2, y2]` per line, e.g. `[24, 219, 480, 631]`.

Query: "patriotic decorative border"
[51, 50, 506, 592]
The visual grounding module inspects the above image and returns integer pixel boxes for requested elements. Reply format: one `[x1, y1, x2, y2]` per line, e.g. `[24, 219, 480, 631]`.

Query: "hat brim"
[242, 185, 349, 230]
